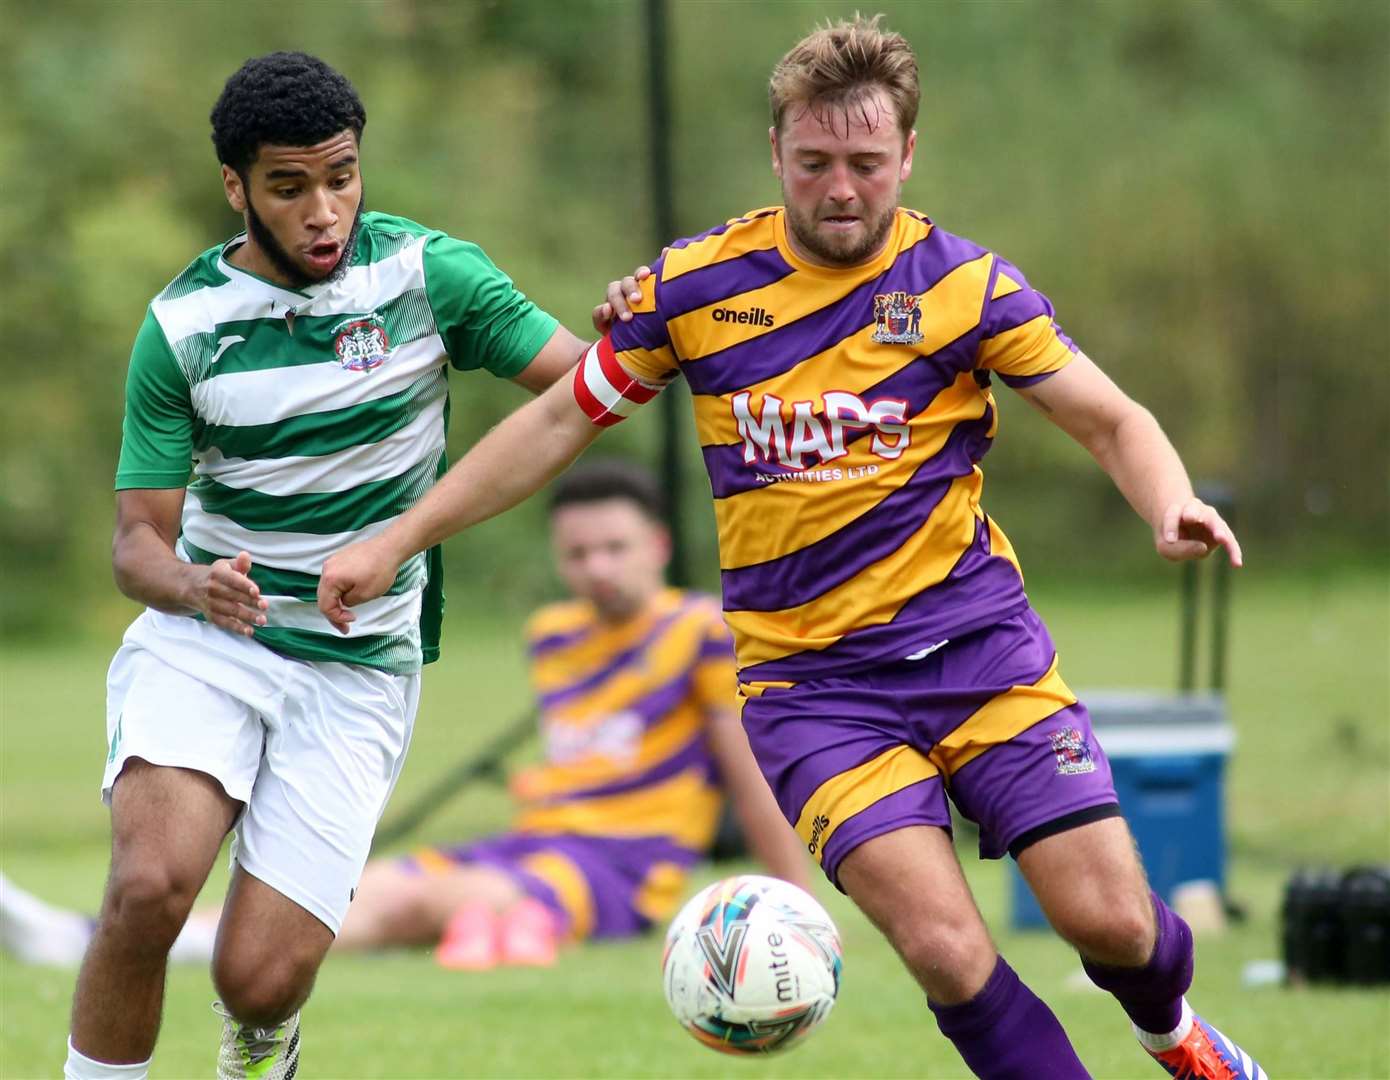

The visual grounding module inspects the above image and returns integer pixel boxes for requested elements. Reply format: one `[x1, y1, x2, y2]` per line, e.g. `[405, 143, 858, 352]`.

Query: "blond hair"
[769, 13, 920, 140]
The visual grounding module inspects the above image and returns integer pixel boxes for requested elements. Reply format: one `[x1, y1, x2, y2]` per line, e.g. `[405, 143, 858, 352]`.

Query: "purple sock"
[929, 956, 1090, 1079]
[1082, 890, 1193, 1035]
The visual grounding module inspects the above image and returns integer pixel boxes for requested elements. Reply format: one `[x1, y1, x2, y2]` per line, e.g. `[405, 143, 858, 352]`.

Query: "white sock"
[0, 873, 94, 966]
[168, 912, 219, 964]
[63, 1037, 151, 1080]
[1133, 997, 1194, 1052]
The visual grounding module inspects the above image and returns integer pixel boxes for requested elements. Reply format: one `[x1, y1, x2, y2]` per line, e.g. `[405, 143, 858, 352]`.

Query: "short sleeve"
[976, 255, 1079, 388]
[114, 309, 195, 490]
[422, 234, 559, 378]
[607, 253, 681, 383]
[689, 607, 738, 713]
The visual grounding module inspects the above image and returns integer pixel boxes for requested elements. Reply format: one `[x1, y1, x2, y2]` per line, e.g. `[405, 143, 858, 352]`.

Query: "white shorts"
[102, 610, 420, 934]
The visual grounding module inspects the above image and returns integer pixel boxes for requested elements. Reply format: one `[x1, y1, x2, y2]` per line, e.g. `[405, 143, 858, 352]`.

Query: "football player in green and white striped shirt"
[64, 52, 604, 1080]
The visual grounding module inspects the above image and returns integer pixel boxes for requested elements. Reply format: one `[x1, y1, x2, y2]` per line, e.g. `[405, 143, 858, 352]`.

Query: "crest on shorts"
[1050, 726, 1096, 775]
[871, 290, 924, 345]
[332, 314, 391, 372]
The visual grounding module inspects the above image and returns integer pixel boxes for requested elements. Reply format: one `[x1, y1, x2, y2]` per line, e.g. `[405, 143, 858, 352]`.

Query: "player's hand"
[591, 265, 652, 334]
[317, 537, 401, 634]
[1155, 498, 1243, 567]
[195, 551, 268, 638]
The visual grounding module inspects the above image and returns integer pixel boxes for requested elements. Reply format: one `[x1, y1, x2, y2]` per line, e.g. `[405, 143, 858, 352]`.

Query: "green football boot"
[214, 1002, 301, 1079]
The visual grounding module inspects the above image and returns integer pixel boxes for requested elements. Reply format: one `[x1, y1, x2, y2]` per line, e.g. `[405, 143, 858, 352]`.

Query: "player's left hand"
[1155, 498, 1243, 567]
[317, 536, 401, 634]
[591, 265, 652, 334]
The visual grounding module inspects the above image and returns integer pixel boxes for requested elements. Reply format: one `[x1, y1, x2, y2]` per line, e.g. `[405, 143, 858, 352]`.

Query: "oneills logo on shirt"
[807, 813, 831, 856]
[712, 306, 775, 327]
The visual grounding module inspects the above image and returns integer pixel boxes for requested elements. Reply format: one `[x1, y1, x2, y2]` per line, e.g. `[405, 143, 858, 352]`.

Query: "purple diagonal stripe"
[658, 247, 795, 319]
[682, 225, 988, 398]
[627, 666, 698, 730]
[536, 601, 696, 711]
[698, 634, 735, 661]
[539, 735, 715, 803]
[982, 288, 1057, 338]
[999, 369, 1064, 389]
[735, 518, 1029, 683]
[611, 309, 672, 354]
[720, 411, 992, 613]
[530, 625, 596, 659]
[981, 256, 1076, 354]
[700, 329, 983, 500]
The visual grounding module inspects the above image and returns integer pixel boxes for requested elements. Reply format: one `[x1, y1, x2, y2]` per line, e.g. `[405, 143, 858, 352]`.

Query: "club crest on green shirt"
[332, 314, 391, 372]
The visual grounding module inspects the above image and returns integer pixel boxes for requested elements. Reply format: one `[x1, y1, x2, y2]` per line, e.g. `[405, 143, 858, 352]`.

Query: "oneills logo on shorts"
[807, 813, 831, 856]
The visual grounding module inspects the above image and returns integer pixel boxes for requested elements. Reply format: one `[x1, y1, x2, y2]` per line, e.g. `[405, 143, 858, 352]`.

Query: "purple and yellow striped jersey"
[605, 207, 1079, 684]
[510, 588, 736, 854]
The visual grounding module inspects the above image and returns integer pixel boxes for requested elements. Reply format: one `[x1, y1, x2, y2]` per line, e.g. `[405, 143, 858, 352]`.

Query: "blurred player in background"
[61, 50, 611, 1080]
[316, 15, 1264, 1080]
[2, 460, 807, 972]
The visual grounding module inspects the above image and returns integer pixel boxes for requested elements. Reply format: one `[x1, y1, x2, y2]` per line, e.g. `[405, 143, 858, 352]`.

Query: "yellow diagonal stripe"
[930, 653, 1076, 778]
[793, 744, 939, 865]
[518, 851, 595, 941]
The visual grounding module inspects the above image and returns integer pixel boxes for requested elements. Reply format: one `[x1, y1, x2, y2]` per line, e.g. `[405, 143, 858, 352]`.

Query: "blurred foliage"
[1, 0, 1386, 637]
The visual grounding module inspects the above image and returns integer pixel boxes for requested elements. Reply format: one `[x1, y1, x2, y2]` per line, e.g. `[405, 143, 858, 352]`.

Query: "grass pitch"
[2, 569, 1387, 1078]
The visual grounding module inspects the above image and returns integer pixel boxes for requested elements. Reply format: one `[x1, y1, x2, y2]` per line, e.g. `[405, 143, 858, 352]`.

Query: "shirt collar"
[218, 232, 330, 312]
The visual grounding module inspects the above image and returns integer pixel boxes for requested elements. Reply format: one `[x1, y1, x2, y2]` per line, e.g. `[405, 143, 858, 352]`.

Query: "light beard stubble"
[783, 195, 897, 267]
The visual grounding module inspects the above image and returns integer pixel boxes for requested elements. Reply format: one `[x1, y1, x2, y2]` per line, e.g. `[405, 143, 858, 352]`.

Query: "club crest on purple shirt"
[871, 290, 924, 345]
[1049, 726, 1096, 775]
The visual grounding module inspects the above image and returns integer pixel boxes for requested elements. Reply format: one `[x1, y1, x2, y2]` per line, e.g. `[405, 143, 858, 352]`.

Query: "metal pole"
[1198, 483, 1235, 694]
[1179, 560, 1198, 693]
[644, 0, 689, 585]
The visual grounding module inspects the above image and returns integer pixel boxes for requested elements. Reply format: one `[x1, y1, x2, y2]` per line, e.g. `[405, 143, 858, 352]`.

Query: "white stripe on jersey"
[152, 279, 271, 346]
[181, 491, 401, 575]
[189, 334, 446, 428]
[155, 237, 429, 344]
[580, 344, 642, 418]
[294, 238, 427, 321]
[193, 394, 446, 497]
[263, 588, 422, 637]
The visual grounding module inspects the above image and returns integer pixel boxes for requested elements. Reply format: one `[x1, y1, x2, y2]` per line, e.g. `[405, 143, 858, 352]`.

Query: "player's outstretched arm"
[317, 375, 602, 633]
[1015, 353, 1243, 567]
[113, 489, 268, 637]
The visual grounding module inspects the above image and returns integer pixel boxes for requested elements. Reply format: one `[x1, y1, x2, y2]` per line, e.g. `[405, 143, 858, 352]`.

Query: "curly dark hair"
[210, 51, 366, 173]
[549, 459, 666, 523]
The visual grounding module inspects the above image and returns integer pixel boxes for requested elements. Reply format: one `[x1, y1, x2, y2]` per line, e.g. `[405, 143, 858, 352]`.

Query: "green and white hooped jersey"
[116, 211, 559, 674]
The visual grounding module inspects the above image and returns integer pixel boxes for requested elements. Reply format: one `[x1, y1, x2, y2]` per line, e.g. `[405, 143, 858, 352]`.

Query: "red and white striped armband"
[572, 336, 665, 427]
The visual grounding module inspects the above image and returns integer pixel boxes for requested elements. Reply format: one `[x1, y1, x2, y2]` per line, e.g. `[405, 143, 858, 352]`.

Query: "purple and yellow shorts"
[739, 607, 1120, 888]
[409, 833, 699, 940]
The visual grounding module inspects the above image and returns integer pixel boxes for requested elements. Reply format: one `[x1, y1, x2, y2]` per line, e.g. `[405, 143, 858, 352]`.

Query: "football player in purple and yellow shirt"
[318, 16, 1262, 1080]
[414, 460, 809, 967]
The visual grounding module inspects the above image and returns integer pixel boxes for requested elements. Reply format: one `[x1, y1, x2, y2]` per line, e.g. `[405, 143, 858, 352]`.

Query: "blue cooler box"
[1009, 691, 1233, 930]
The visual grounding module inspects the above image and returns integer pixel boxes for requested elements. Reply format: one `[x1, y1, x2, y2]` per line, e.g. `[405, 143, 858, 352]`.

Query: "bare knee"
[214, 946, 320, 1027]
[893, 918, 997, 1004]
[1019, 818, 1156, 966]
[99, 859, 202, 954]
[1051, 888, 1155, 967]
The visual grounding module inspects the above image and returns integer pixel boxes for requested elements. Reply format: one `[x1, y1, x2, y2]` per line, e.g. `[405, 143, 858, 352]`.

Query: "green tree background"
[2, 0, 1386, 636]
